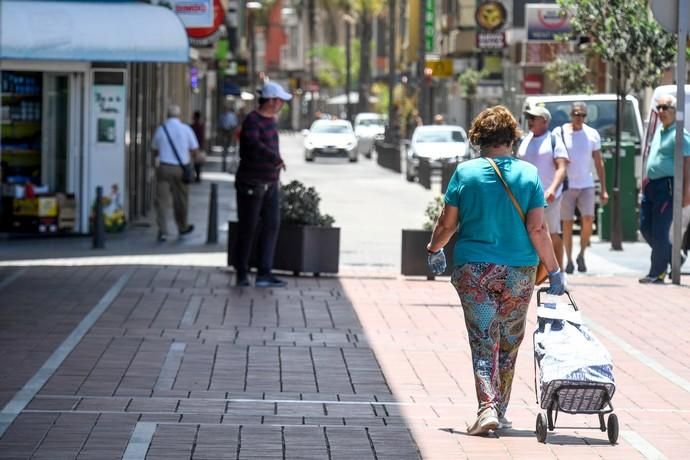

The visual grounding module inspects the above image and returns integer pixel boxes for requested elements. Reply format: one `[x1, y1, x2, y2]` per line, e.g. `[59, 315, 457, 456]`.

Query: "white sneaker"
[467, 407, 499, 435]
[498, 415, 512, 429]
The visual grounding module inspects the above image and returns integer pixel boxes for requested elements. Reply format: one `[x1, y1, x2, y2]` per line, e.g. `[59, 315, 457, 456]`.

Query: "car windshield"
[415, 130, 465, 143]
[311, 123, 351, 134]
[357, 118, 384, 127]
[544, 100, 641, 143]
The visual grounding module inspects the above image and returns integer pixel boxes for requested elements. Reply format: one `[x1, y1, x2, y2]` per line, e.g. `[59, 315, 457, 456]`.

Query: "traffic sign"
[651, 0, 689, 34]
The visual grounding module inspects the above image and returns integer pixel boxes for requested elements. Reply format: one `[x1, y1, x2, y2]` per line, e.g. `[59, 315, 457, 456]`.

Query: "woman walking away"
[425, 106, 565, 435]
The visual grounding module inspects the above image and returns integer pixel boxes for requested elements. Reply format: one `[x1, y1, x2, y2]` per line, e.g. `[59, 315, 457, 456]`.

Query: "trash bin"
[598, 141, 638, 242]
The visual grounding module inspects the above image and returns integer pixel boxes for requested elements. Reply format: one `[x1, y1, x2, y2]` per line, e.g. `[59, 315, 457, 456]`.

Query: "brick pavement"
[1, 261, 689, 459]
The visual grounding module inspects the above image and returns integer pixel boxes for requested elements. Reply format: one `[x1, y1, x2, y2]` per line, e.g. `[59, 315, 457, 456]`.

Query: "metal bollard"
[206, 183, 218, 244]
[221, 148, 227, 173]
[92, 186, 105, 249]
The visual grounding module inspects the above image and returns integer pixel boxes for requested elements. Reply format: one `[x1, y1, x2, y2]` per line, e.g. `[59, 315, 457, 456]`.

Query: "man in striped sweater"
[233, 82, 292, 288]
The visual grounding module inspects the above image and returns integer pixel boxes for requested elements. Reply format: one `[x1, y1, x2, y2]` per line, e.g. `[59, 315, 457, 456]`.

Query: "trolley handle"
[536, 288, 579, 311]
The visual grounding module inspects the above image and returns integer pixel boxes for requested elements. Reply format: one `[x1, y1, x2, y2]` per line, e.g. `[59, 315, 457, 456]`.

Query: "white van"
[522, 94, 645, 180]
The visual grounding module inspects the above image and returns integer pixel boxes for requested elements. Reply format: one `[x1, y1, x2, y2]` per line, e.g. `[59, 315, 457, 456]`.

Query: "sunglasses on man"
[571, 112, 587, 117]
[656, 104, 674, 111]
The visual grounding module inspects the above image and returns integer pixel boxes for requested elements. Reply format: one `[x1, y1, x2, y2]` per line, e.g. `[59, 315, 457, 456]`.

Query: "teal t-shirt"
[444, 157, 546, 267]
[646, 125, 690, 180]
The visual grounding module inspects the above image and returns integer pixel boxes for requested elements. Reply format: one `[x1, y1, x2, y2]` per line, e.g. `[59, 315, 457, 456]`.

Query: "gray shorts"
[561, 187, 596, 219]
[544, 194, 562, 234]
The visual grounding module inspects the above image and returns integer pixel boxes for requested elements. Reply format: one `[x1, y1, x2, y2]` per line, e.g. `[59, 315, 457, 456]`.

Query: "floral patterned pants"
[451, 263, 536, 417]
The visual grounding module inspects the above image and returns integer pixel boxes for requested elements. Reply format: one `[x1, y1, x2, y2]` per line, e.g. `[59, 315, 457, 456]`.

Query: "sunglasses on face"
[571, 112, 587, 117]
[657, 104, 674, 111]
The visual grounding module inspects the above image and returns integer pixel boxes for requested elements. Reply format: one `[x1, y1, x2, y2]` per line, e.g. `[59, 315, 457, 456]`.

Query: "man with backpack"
[517, 105, 569, 270]
[552, 101, 608, 274]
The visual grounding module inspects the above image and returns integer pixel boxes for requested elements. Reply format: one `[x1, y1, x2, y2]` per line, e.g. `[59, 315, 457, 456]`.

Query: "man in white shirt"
[517, 105, 569, 269]
[553, 102, 608, 274]
[151, 104, 200, 242]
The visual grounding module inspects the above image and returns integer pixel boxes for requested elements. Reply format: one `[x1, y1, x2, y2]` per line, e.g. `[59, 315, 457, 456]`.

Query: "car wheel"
[349, 155, 358, 162]
[305, 151, 314, 162]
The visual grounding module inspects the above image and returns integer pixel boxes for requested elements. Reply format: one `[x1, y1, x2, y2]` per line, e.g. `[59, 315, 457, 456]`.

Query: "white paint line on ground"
[621, 430, 669, 460]
[154, 343, 186, 390]
[122, 422, 157, 460]
[0, 268, 27, 291]
[583, 314, 690, 394]
[0, 268, 133, 438]
[180, 296, 202, 327]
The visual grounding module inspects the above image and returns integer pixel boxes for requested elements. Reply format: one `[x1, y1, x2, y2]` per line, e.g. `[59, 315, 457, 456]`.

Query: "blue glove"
[427, 248, 447, 275]
[546, 268, 565, 295]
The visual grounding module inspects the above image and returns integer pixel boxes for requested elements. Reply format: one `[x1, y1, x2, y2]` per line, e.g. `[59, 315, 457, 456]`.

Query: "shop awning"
[0, 1, 189, 63]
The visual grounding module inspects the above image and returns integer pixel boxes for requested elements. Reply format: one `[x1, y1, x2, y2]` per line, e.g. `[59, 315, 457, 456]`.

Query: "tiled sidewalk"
[1, 264, 689, 459]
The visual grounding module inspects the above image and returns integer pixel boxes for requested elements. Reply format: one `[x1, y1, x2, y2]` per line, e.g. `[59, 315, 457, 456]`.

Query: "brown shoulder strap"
[485, 157, 525, 222]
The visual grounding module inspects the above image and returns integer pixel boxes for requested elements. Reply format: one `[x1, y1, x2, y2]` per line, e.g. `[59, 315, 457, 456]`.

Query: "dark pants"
[233, 181, 280, 280]
[640, 177, 673, 277]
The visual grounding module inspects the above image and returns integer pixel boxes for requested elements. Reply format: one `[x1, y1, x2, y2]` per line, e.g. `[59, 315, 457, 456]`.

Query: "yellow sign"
[425, 59, 453, 78]
[476, 1, 507, 32]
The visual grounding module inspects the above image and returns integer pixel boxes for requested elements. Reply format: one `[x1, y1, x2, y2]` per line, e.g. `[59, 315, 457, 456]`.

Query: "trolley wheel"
[547, 409, 555, 431]
[535, 412, 548, 443]
[607, 413, 619, 445]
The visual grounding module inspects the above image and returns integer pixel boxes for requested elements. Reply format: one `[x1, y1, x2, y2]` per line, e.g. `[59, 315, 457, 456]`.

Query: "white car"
[354, 112, 386, 158]
[303, 119, 358, 162]
[405, 125, 470, 182]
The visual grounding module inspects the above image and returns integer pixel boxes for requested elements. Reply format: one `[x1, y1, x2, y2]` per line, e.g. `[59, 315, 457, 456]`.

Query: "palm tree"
[351, 0, 385, 114]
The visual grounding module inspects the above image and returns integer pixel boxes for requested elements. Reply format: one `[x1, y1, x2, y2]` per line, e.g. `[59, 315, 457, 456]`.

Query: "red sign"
[523, 74, 543, 94]
[187, 0, 223, 40]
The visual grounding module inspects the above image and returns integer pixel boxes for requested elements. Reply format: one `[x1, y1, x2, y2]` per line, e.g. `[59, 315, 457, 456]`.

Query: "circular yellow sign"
[475, 1, 507, 32]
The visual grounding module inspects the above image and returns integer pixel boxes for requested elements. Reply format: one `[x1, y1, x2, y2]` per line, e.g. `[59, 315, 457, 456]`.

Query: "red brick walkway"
[0, 264, 688, 459]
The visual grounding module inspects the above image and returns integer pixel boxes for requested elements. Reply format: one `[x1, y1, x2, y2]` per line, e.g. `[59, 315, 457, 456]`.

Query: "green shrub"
[280, 180, 335, 227]
[422, 195, 445, 231]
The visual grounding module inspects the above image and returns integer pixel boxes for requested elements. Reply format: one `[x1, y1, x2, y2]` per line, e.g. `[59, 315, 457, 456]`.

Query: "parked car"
[405, 125, 470, 182]
[354, 112, 386, 158]
[303, 119, 358, 162]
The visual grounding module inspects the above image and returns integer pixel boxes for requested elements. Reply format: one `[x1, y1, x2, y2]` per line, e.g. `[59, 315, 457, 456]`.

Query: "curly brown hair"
[468, 105, 521, 150]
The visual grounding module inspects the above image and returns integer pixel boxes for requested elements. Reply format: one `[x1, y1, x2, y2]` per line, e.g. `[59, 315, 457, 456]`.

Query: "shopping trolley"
[533, 288, 618, 444]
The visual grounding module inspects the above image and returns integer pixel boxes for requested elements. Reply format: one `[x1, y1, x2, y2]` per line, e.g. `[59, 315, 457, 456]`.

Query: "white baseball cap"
[524, 105, 551, 122]
[260, 82, 292, 101]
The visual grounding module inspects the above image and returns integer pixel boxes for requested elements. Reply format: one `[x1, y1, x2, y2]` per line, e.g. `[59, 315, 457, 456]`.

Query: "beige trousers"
[155, 163, 189, 235]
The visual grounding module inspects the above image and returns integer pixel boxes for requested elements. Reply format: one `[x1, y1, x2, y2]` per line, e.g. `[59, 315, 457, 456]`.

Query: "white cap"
[260, 82, 292, 101]
[524, 105, 551, 122]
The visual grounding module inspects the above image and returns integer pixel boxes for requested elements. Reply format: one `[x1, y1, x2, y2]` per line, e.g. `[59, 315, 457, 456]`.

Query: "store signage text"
[171, 0, 213, 29]
[476, 32, 506, 49]
[526, 4, 573, 41]
[425, 0, 435, 52]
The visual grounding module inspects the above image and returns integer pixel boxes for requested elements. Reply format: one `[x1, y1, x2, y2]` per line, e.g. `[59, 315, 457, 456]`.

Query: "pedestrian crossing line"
[0, 268, 133, 438]
[122, 422, 156, 460]
[621, 430, 669, 460]
[153, 342, 186, 390]
[582, 313, 690, 394]
[0, 267, 27, 291]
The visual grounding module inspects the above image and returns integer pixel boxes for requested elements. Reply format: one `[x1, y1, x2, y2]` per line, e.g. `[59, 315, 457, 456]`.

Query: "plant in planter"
[227, 180, 340, 276]
[401, 195, 456, 278]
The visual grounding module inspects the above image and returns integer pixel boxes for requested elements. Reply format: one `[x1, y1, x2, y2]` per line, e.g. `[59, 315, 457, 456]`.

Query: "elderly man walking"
[553, 101, 609, 274]
[639, 94, 690, 283]
[517, 105, 569, 269]
[152, 105, 199, 242]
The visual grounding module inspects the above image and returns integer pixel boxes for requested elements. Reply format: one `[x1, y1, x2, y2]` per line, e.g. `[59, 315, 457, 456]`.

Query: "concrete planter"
[401, 229, 456, 279]
[227, 221, 340, 276]
[375, 141, 401, 173]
